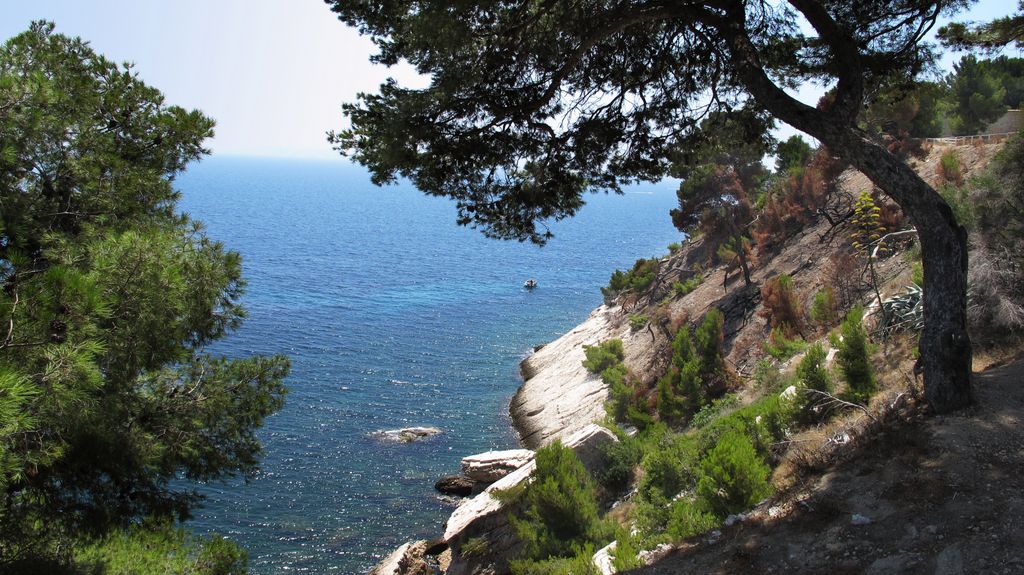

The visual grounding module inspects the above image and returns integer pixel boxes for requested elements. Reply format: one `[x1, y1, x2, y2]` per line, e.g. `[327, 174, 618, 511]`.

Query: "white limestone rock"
[460, 449, 534, 483]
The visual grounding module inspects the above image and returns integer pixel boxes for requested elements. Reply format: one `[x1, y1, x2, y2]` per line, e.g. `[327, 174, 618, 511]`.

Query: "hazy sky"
[1, 0, 1017, 159]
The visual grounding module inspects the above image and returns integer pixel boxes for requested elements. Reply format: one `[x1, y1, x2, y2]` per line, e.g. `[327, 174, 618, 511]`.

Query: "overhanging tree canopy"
[0, 22, 289, 567]
[328, 0, 977, 412]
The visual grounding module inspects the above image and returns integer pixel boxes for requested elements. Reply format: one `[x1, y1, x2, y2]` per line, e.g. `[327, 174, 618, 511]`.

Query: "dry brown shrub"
[825, 250, 863, 312]
[759, 275, 804, 337]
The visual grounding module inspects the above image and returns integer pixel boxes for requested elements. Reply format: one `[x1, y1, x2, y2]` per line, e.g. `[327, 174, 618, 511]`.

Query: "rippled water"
[177, 156, 680, 574]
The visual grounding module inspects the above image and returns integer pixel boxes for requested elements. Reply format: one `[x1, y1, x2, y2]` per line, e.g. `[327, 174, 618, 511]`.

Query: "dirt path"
[633, 359, 1024, 574]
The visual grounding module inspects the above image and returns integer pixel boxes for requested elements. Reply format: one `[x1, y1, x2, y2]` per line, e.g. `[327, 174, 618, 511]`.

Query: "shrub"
[656, 371, 687, 424]
[760, 274, 803, 337]
[938, 183, 975, 229]
[911, 261, 924, 286]
[510, 548, 601, 575]
[667, 242, 682, 254]
[694, 309, 730, 396]
[696, 431, 772, 517]
[836, 306, 877, 402]
[666, 498, 719, 541]
[689, 394, 740, 429]
[601, 258, 658, 303]
[629, 314, 649, 331]
[582, 340, 624, 374]
[794, 343, 832, 424]
[459, 537, 490, 559]
[509, 442, 609, 561]
[598, 438, 643, 493]
[638, 435, 700, 501]
[810, 286, 838, 326]
[763, 327, 806, 361]
[938, 149, 963, 186]
[610, 532, 645, 571]
[672, 276, 703, 297]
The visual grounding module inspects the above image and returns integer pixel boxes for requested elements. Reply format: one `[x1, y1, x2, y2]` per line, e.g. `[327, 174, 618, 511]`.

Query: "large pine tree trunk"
[833, 132, 974, 412]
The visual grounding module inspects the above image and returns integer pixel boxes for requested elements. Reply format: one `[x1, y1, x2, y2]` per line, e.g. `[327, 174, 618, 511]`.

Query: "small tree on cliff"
[328, 0, 976, 413]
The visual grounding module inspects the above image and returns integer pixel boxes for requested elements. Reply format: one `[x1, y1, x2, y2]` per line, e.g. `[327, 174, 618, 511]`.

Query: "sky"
[0, 0, 1018, 160]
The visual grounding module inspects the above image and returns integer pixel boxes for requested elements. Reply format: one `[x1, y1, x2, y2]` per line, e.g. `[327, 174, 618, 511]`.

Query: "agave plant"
[876, 284, 924, 337]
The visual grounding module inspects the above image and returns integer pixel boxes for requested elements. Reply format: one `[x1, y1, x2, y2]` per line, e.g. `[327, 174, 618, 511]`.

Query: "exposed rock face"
[435, 475, 475, 497]
[443, 424, 617, 575]
[460, 449, 533, 483]
[371, 426, 443, 443]
[511, 306, 626, 448]
[593, 541, 618, 575]
[369, 540, 441, 575]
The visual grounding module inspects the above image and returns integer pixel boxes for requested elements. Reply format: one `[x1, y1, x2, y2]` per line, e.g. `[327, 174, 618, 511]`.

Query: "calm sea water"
[177, 156, 680, 574]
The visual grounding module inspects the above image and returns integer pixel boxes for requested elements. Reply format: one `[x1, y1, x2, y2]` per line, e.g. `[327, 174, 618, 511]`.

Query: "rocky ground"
[634, 355, 1024, 575]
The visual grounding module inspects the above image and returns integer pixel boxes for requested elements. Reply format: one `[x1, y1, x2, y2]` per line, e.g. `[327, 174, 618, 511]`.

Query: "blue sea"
[177, 156, 681, 574]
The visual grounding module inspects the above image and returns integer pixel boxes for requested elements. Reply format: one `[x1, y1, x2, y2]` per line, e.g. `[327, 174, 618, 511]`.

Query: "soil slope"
[633, 357, 1024, 575]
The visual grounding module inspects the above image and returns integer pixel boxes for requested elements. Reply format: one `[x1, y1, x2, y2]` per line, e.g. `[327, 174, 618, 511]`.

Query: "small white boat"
[523, 279, 537, 289]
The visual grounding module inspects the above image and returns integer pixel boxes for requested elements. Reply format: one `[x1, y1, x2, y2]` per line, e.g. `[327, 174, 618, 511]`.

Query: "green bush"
[510, 548, 601, 575]
[938, 183, 976, 229]
[656, 371, 687, 424]
[667, 242, 682, 254]
[689, 393, 740, 429]
[597, 438, 643, 492]
[629, 314, 649, 331]
[764, 326, 807, 361]
[911, 261, 924, 287]
[509, 442, 610, 561]
[672, 275, 703, 297]
[459, 537, 489, 559]
[582, 340, 624, 374]
[666, 498, 719, 541]
[698, 394, 792, 459]
[836, 306, 877, 402]
[794, 343, 833, 424]
[696, 431, 773, 517]
[638, 435, 700, 501]
[810, 286, 838, 326]
[602, 258, 658, 302]
[610, 532, 645, 571]
[71, 521, 247, 575]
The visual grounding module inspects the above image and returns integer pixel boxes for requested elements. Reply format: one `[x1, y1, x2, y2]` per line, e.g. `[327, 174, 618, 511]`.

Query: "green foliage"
[938, 183, 975, 229]
[696, 431, 773, 517]
[610, 531, 645, 571]
[878, 284, 925, 335]
[656, 371, 687, 424]
[629, 314, 649, 331]
[939, 3, 1024, 51]
[601, 258, 658, 302]
[775, 135, 813, 174]
[764, 327, 807, 361]
[509, 442, 610, 562]
[689, 394, 740, 429]
[836, 307, 877, 402]
[459, 537, 490, 559]
[911, 262, 924, 287]
[667, 242, 682, 254]
[794, 344, 833, 424]
[70, 521, 247, 575]
[939, 150, 964, 185]
[947, 55, 1011, 135]
[0, 23, 289, 568]
[582, 340, 624, 374]
[666, 498, 719, 541]
[510, 548, 601, 575]
[597, 437, 642, 493]
[671, 276, 703, 297]
[638, 435, 700, 502]
[810, 286, 838, 326]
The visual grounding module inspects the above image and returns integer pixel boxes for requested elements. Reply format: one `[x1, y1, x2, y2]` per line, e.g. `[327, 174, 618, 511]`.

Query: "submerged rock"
[460, 449, 533, 483]
[371, 427, 443, 443]
[435, 475, 475, 497]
